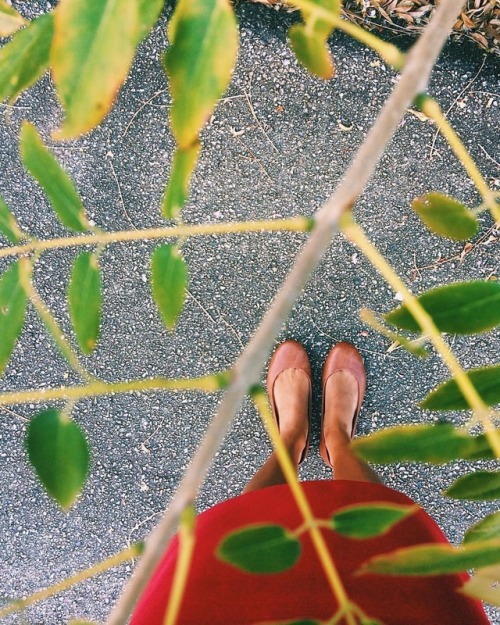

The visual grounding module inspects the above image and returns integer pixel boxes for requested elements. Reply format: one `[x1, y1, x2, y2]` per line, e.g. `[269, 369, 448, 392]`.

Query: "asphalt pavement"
[0, 2, 499, 623]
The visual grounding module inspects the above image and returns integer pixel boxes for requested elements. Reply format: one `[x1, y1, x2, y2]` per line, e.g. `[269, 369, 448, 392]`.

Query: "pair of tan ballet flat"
[266, 340, 366, 467]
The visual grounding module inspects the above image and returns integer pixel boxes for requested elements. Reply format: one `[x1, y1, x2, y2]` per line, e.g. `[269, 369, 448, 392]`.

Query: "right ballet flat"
[319, 341, 366, 468]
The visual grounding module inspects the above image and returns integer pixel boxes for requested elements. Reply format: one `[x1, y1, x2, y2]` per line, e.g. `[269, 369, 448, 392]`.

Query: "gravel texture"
[0, 2, 499, 624]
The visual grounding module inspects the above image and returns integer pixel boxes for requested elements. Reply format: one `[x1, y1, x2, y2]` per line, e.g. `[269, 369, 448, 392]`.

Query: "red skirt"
[130, 480, 490, 625]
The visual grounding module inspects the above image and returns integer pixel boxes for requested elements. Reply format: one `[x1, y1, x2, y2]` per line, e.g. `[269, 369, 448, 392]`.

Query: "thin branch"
[163, 506, 196, 625]
[18, 258, 93, 383]
[344, 217, 500, 459]
[0, 372, 231, 407]
[0, 543, 142, 619]
[0, 217, 312, 259]
[428, 56, 486, 160]
[419, 95, 500, 223]
[106, 3, 466, 623]
[252, 388, 357, 625]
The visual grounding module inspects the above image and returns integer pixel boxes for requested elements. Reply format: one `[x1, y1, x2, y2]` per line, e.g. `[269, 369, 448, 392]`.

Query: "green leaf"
[331, 503, 416, 539]
[411, 192, 478, 240]
[137, 0, 164, 42]
[216, 523, 301, 574]
[26, 408, 90, 510]
[0, 196, 24, 243]
[20, 121, 89, 232]
[68, 252, 102, 355]
[0, 12, 53, 103]
[360, 540, 500, 576]
[51, 0, 163, 138]
[445, 471, 500, 501]
[151, 244, 188, 331]
[464, 512, 500, 545]
[162, 142, 201, 219]
[0, 0, 26, 37]
[421, 365, 500, 410]
[0, 260, 27, 375]
[288, 24, 335, 80]
[352, 422, 495, 464]
[460, 566, 500, 606]
[165, 0, 238, 148]
[386, 281, 500, 335]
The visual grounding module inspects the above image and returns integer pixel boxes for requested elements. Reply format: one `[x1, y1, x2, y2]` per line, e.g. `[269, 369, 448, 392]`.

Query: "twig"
[242, 88, 280, 154]
[0, 217, 311, 259]
[106, 151, 138, 230]
[19, 259, 93, 383]
[122, 88, 168, 137]
[479, 144, 500, 170]
[232, 132, 274, 181]
[0, 373, 230, 406]
[0, 406, 28, 422]
[105, 3, 467, 623]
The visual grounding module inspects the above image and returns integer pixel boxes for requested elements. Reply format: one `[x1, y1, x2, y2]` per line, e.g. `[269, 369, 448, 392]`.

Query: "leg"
[323, 370, 383, 484]
[243, 369, 309, 494]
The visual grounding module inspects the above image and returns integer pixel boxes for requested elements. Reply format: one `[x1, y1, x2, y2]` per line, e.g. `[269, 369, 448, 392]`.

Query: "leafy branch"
[1, 0, 499, 622]
[105, 2, 471, 622]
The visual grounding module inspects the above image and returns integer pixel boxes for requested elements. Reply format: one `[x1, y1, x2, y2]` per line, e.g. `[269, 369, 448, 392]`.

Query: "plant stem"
[18, 258, 93, 383]
[343, 215, 500, 459]
[163, 506, 196, 625]
[0, 543, 143, 618]
[0, 217, 312, 259]
[292, 0, 406, 69]
[251, 388, 357, 625]
[106, 3, 467, 623]
[417, 94, 500, 223]
[0, 372, 231, 406]
[359, 307, 428, 358]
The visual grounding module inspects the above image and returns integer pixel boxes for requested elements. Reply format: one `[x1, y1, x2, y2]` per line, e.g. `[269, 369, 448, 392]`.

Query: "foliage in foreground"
[0, 0, 499, 624]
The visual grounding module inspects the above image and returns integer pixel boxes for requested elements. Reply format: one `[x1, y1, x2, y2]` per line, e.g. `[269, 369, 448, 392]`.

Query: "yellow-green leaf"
[352, 422, 496, 464]
[165, 0, 238, 148]
[360, 540, 500, 576]
[460, 566, 500, 606]
[162, 142, 201, 219]
[386, 281, 500, 335]
[20, 121, 89, 232]
[295, 0, 340, 39]
[217, 524, 301, 574]
[331, 503, 416, 539]
[68, 252, 102, 355]
[51, 0, 163, 138]
[0, 260, 27, 375]
[26, 409, 90, 510]
[464, 512, 500, 545]
[0, 12, 53, 103]
[421, 365, 500, 410]
[151, 244, 188, 331]
[445, 470, 500, 501]
[0, 196, 24, 243]
[0, 0, 26, 37]
[288, 24, 335, 80]
[411, 192, 478, 240]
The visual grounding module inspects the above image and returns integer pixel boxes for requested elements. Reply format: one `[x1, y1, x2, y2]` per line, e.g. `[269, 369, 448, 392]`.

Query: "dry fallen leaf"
[459, 241, 473, 262]
[406, 108, 433, 123]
